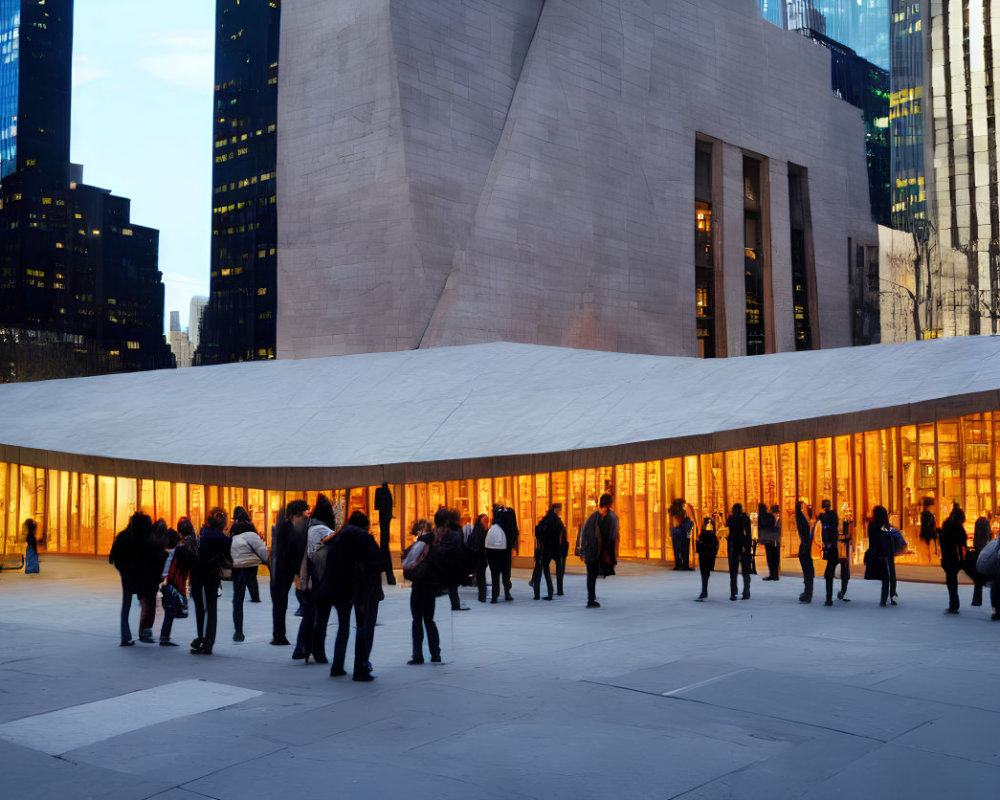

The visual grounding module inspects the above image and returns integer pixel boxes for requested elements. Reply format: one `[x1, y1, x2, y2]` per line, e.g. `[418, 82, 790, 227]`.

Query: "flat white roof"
[1, 338, 999, 484]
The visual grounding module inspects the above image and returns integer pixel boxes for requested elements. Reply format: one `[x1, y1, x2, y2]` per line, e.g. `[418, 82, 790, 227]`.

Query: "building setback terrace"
[2, 338, 1000, 570]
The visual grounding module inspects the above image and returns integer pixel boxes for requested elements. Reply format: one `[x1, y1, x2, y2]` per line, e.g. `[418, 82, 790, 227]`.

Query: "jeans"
[311, 599, 333, 662]
[729, 549, 751, 597]
[244, 566, 260, 602]
[160, 607, 177, 641]
[294, 592, 315, 657]
[530, 550, 554, 598]
[486, 549, 509, 601]
[191, 575, 220, 649]
[474, 553, 487, 602]
[840, 558, 851, 597]
[139, 593, 156, 637]
[799, 551, 814, 599]
[232, 566, 256, 636]
[973, 576, 986, 605]
[270, 570, 293, 639]
[991, 580, 1000, 614]
[338, 593, 379, 675]
[764, 542, 781, 578]
[699, 555, 715, 596]
[585, 559, 599, 603]
[410, 584, 440, 659]
[447, 582, 463, 610]
[887, 557, 897, 599]
[120, 581, 135, 643]
[671, 532, 690, 569]
[555, 549, 566, 595]
[945, 568, 960, 611]
[379, 518, 396, 584]
[878, 557, 891, 605]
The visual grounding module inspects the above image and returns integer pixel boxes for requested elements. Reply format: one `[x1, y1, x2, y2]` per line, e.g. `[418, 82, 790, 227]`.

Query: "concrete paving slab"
[1, 558, 999, 799]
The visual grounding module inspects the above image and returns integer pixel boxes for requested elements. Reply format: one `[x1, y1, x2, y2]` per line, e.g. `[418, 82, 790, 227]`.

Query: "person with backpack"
[940, 501, 967, 615]
[190, 507, 231, 655]
[493, 503, 520, 600]
[404, 522, 447, 664]
[467, 513, 489, 602]
[818, 499, 840, 607]
[159, 526, 197, 646]
[796, 501, 815, 603]
[110, 513, 147, 646]
[532, 503, 566, 601]
[726, 504, 752, 601]
[970, 515, 992, 607]
[695, 514, 720, 600]
[315, 510, 385, 681]
[230, 506, 268, 642]
[293, 495, 338, 663]
[484, 510, 510, 603]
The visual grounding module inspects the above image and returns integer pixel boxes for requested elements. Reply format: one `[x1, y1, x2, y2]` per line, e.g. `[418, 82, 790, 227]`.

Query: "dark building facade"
[889, 0, 925, 232]
[0, 0, 172, 380]
[197, 0, 280, 365]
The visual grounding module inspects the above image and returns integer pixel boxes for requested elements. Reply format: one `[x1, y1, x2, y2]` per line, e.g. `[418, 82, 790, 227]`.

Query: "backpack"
[976, 537, 1000, 579]
[484, 524, 507, 550]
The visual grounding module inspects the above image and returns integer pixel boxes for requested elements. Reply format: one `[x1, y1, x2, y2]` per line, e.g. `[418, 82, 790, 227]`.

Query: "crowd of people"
[92, 489, 999, 683]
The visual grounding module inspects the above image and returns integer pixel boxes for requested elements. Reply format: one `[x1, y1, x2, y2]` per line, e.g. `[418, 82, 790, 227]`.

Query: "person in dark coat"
[920, 497, 938, 559]
[190, 507, 231, 655]
[971, 515, 991, 607]
[324, 510, 384, 681]
[818, 499, 840, 606]
[758, 503, 781, 581]
[867, 505, 895, 607]
[110, 513, 148, 646]
[796, 501, 815, 603]
[436, 509, 469, 611]
[669, 499, 695, 571]
[270, 500, 309, 645]
[373, 482, 396, 585]
[294, 495, 338, 663]
[940, 502, 967, 614]
[726, 504, 752, 601]
[22, 519, 40, 574]
[577, 496, 612, 608]
[468, 513, 489, 602]
[695, 515, 719, 600]
[136, 519, 170, 643]
[531, 504, 566, 600]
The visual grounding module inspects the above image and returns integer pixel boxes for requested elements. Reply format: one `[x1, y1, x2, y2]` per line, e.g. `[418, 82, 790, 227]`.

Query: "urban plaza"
[2, 2, 1000, 799]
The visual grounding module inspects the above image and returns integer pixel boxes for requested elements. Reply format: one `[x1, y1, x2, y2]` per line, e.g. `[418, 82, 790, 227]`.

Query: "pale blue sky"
[70, 2, 215, 332]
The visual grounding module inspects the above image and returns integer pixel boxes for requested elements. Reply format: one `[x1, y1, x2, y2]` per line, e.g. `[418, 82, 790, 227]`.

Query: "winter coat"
[726, 513, 752, 557]
[316, 523, 384, 606]
[535, 510, 567, 556]
[577, 511, 602, 564]
[374, 485, 393, 518]
[939, 517, 967, 570]
[819, 510, 840, 561]
[920, 509, 938, 543]
[109, 530, 141, 593]
[196, 526, 232, 583]
[796, 511, 813, 558]
[299, 518, 335, 591]
[973, 517, 991, 552]
[867, 521, 894, 559]
[231, 529, 268, 568]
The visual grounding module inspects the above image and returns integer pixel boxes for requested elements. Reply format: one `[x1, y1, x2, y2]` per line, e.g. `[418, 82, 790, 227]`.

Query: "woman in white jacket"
[230, 506, 268, 642]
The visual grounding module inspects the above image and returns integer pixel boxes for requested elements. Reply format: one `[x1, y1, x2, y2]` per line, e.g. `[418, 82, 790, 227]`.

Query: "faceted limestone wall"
[277, 0, 876, 358]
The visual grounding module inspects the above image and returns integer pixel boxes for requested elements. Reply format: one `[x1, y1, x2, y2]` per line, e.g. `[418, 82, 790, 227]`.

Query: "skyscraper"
[197, 0, 280, 365]
[924, 1, 1000, 336]
[0, 0, 172, 380]
[760, 1, 890, 69]
[889, 0, 925, 231]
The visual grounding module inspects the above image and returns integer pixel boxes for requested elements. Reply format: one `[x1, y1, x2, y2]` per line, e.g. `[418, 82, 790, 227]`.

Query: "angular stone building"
[277, 0, 877, 360]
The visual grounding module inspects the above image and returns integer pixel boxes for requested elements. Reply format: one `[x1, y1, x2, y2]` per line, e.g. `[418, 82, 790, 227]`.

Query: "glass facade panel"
[80, 473, 95, 554]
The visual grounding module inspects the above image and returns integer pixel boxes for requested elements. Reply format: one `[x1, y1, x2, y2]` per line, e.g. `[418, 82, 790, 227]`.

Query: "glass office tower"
[889, 0, 925, 232]
[0, 0, 172, 379]
[761, 1, 890, 69]
[197, 0, 280, 365]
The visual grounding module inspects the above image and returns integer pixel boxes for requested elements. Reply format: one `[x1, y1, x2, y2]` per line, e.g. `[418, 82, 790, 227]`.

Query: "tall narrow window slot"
[788, 164, 814, 350]
[743, 156, 765, 355]
[695, 140, 716, 358]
